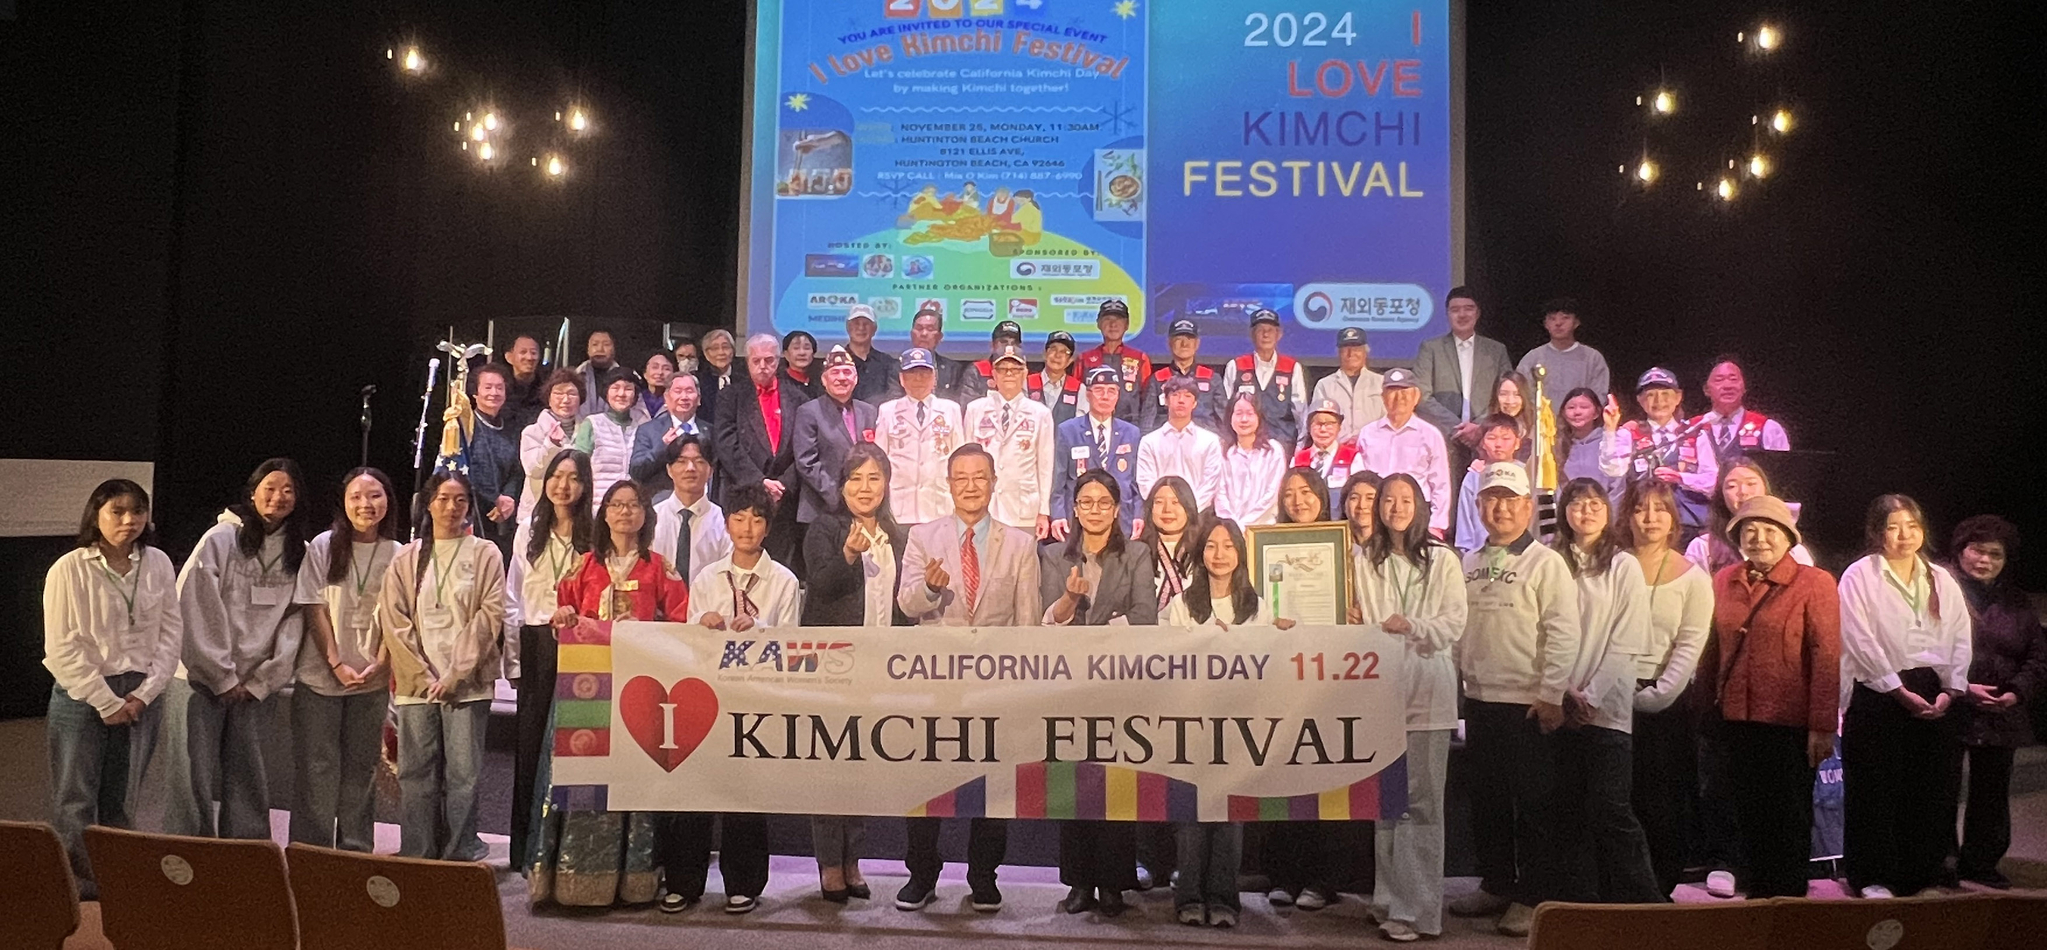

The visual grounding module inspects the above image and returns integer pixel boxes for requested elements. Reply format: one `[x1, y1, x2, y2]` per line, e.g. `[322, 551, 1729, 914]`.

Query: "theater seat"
[1766, 893, 1998, 950]
[1529, 900, 1773, 950]
[287, 843, 533, 950]
[0, 820, 101, 950]
[1987, 892, 2047, 932]
[83, 826, 297, 950]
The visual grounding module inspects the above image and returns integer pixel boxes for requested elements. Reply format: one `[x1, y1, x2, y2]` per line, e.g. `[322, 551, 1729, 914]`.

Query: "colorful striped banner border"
[554, 671, 611, 702]
[557, 620, 612, 645]
[1224, 755, 1409, 822]
[906, 775, 986, 818]
[1014, 762, 1198, 822]
[552, 727, 610, 757]
[550, 784, 608, 810]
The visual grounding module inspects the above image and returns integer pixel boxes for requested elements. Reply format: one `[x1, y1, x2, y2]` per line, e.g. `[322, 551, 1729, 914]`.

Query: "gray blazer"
[1038, 542, 1158, 625]
[898, 517, 1043, 626]
[790, 396, 880, 523]
[1411, 332, 1513, 436]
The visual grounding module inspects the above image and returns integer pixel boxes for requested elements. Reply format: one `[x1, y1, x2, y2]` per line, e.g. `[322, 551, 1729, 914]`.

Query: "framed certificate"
[1245, 523, 1353, 626]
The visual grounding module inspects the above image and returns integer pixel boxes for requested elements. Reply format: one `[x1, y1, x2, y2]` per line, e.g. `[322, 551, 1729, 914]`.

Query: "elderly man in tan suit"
[894, 443, 1041, 916]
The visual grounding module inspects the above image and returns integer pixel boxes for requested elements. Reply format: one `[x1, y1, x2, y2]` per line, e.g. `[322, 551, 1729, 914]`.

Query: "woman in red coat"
[529, 479, 687, 909]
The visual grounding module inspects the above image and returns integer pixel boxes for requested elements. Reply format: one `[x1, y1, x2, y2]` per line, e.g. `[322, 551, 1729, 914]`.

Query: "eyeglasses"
[604, 502, 642, 512]
[1074, 498, 1118, 512]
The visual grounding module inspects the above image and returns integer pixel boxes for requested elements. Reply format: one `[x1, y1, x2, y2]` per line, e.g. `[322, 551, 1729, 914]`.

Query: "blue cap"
[1084, 365, 1122, 387]
[1169, 318, 1199, 338]
[992, 320, 1022, 342]
[1636, 367, 1679, 392]
[1337, 327, 1367, 347]
[900, 347, 936, 371]
[1382, 367, 1419, 390]
[1249, 308, 1282, 328]
[1045, 330, 1076, 352]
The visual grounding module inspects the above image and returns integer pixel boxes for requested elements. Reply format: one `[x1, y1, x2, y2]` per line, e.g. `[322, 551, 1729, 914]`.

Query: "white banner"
[549, 622, 1409, 823]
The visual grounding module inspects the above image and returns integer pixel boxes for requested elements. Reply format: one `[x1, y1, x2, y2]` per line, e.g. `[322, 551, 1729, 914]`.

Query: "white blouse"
[293, 532, 402, 698]
[1354, 545, 1468, 731]
[1633, 554, 1713, 714]
[1837, 554, 1973, 697]
[1564, 549, 1651, 734]
[861, 530, 898, 629]
[1213, 439, 1288, 528]
[43, 546, 183, 718]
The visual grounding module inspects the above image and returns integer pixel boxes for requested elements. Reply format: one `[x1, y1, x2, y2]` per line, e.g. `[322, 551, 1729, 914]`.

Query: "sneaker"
[1705, 870, 1738, 898]
[1380, 920, 1421, 942]
[1267, 887, 1295, 907]
[1135, 864, 1156, 891]
[1447, 890, 1510, 917]
[658, 890, 696, 913]
[1858, 885, 1894, 900]
[969, 881, 1003, 913]
[1209, 905, 1238, 928]
[724, 895, 758, 914]
[1497, 902, 1535, 937]
[1295, 887, 1334, 911]
[894, 878, 936, 911]
[1178, 904, 1206, 926]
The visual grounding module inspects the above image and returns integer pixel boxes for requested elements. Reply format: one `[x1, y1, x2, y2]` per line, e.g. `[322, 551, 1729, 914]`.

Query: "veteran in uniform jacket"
[964, 343, 1056, 538]
[875, 347, 965, 526]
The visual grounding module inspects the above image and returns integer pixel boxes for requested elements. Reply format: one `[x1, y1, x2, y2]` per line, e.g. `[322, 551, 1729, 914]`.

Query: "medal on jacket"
[933, 415, 953, 454]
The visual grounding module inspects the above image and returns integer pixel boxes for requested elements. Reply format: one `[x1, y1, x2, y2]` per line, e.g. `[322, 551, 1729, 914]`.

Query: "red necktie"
[960, 528, 981, 618]
[728, 571, 759, 620]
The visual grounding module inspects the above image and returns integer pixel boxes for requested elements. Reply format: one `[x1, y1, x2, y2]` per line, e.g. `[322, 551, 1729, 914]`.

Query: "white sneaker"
[1266, 887, 1295, 907]
[1379, 919, 1421, 942]
[1294, 887, 1334, 911]
[1706, 870, 1738, 898]
[1497, 902, 1535, 937]
[1859, 885, 1895, 900]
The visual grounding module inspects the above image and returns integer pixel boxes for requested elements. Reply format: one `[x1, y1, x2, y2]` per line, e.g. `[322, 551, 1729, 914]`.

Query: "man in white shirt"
[874, 347, 965, 526]
[631, 373, 706, 494]
[651, 434, 731, 585]
[1691, 354, 1791, 459]
[1451, 462, 1580, 936]
[1307, 326, 1385, 442]
[1224, 308, 1309, 449]
[1135, 374, 1224, 510]
[1354, 368, 1452, 535]
[964, 344, 1056, 537]
[1515, 297, 1611, 414]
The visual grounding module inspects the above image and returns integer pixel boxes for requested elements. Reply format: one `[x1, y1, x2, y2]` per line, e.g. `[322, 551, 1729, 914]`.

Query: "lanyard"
[543, 534, 575, 582]
[351, 545, 380, 597]
[255, 546, 283, 579]
[430, 541, 461, 608]
[1389, 556, 1425, 614]
[1883, 561, 1926, 622]
[96, 558, 139, 627]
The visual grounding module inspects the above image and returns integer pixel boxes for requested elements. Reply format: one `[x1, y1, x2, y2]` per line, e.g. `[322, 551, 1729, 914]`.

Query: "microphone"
[360, 384, 377, 397]
[425, 357, 442, 389]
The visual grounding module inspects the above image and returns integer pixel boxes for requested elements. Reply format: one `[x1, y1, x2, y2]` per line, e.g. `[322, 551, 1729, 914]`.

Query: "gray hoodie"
[174, 509, 305, 699]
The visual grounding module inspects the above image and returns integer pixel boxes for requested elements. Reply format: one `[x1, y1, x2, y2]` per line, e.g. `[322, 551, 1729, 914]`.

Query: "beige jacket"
[378, 535, 506, 702]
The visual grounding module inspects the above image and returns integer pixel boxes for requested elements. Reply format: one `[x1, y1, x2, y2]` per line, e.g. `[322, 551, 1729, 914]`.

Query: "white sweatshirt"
[1355, 544, 1468, 730]
[1561, 548, 1651, 733]
[1458, 537, 1581, 707]
[1634, 556, 1713, 714]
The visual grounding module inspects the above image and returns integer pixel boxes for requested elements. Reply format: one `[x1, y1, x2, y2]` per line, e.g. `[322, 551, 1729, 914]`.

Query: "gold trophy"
[435, 339, 492, 468]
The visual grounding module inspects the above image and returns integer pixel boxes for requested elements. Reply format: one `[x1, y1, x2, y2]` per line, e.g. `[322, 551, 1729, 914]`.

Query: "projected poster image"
[742, 1, 1455, 359]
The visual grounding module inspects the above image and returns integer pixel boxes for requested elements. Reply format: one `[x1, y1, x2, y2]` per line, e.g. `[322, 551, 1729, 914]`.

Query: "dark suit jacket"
[1412, 331, 1513, 436]
[713, 375, 808, 504]
[628, 411, 709, 494]
[791, 396, 880, 523]
[934, 353, 988, 407]
[851, 348, 904, 404]
[1038, 541, 1159, 625]
[1050, 414, 1143, 528]
[801, 512, 911, 627]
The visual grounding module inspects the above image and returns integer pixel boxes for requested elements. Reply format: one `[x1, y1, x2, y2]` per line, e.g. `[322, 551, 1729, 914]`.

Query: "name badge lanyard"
[97, 558, 139, 628]
[1392, 556, 1426, 616]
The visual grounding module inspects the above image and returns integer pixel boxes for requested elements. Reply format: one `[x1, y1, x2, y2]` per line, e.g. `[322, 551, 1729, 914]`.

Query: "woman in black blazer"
[1039, 470, 1158, 919]
[799, 444, 906, 902]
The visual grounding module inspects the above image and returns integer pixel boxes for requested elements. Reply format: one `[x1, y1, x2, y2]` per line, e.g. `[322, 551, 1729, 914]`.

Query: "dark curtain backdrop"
[2, 0, 2040, 714]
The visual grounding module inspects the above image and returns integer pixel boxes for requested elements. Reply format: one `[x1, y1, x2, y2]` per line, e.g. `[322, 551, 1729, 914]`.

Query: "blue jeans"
[289, 688, 387, 852]
[1173, 822, 1242, 912]
[396, 700, 490, 861]
[160, 677, 275, 839]
[48, 672, 158, 897]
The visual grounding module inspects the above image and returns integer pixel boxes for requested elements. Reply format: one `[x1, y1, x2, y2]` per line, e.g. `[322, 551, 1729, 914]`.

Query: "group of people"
[40, 290, 2043, 942]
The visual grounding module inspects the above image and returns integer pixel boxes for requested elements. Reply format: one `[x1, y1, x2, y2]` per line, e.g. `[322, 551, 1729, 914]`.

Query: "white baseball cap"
[1477, 461, 1531, 497]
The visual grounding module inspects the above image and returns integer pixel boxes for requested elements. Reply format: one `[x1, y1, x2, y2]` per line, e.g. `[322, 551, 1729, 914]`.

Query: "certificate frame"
[1245, 523, 1353, 626]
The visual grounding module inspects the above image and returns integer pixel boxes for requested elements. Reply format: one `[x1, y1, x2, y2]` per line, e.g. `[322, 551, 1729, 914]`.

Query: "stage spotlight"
[1652, 90, 1675, 114]
[1717, 178, 1737, 201]
[1636, 159, 1658, 183]
[479, 142, 495, 161]
[547, 155, 565, 177]
[471, 123, 487, 141]
[569, 108, 589, 132]
[483, 112, 499, 132]
[402, 46, 425, 74]
[1771, 108, 1794, 134]
[1748, 153, 1769, 178]
[1756, 25, 1781, 50]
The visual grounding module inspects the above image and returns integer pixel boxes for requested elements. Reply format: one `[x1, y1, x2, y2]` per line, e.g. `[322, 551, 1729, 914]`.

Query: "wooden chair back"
[286, 843, 508, 950]
[83, 826, 296, 950]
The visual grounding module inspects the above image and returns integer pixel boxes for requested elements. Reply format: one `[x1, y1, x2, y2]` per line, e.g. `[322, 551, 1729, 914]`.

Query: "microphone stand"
[412, 357, 442, 496]
[358, 385, 376, 469]
[1622, 415, 1712, 481]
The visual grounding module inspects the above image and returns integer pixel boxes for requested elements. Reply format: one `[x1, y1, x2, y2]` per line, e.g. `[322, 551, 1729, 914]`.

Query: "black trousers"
[1694, 714, 1745, 873]
[1264, 821, 1342, 896]
[1060, 820, 1138, 893]
[1721, 719, 1814, 898]
[1135, 822, 1177, 881]
[906, 817, 1008, 888]
[1631, 686, 1697, 896]
[1464, 699, 1564, 906]
[655, 812, 771, 899]
[510, 624, 558, 870]
[1842, 674, 1962, 894]
[1556, 725, 1665, 903]
[1957, 744, 2016, 879]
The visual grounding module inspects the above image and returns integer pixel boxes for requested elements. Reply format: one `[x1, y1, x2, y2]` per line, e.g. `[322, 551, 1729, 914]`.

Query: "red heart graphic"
[617, 676, 719, 772]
